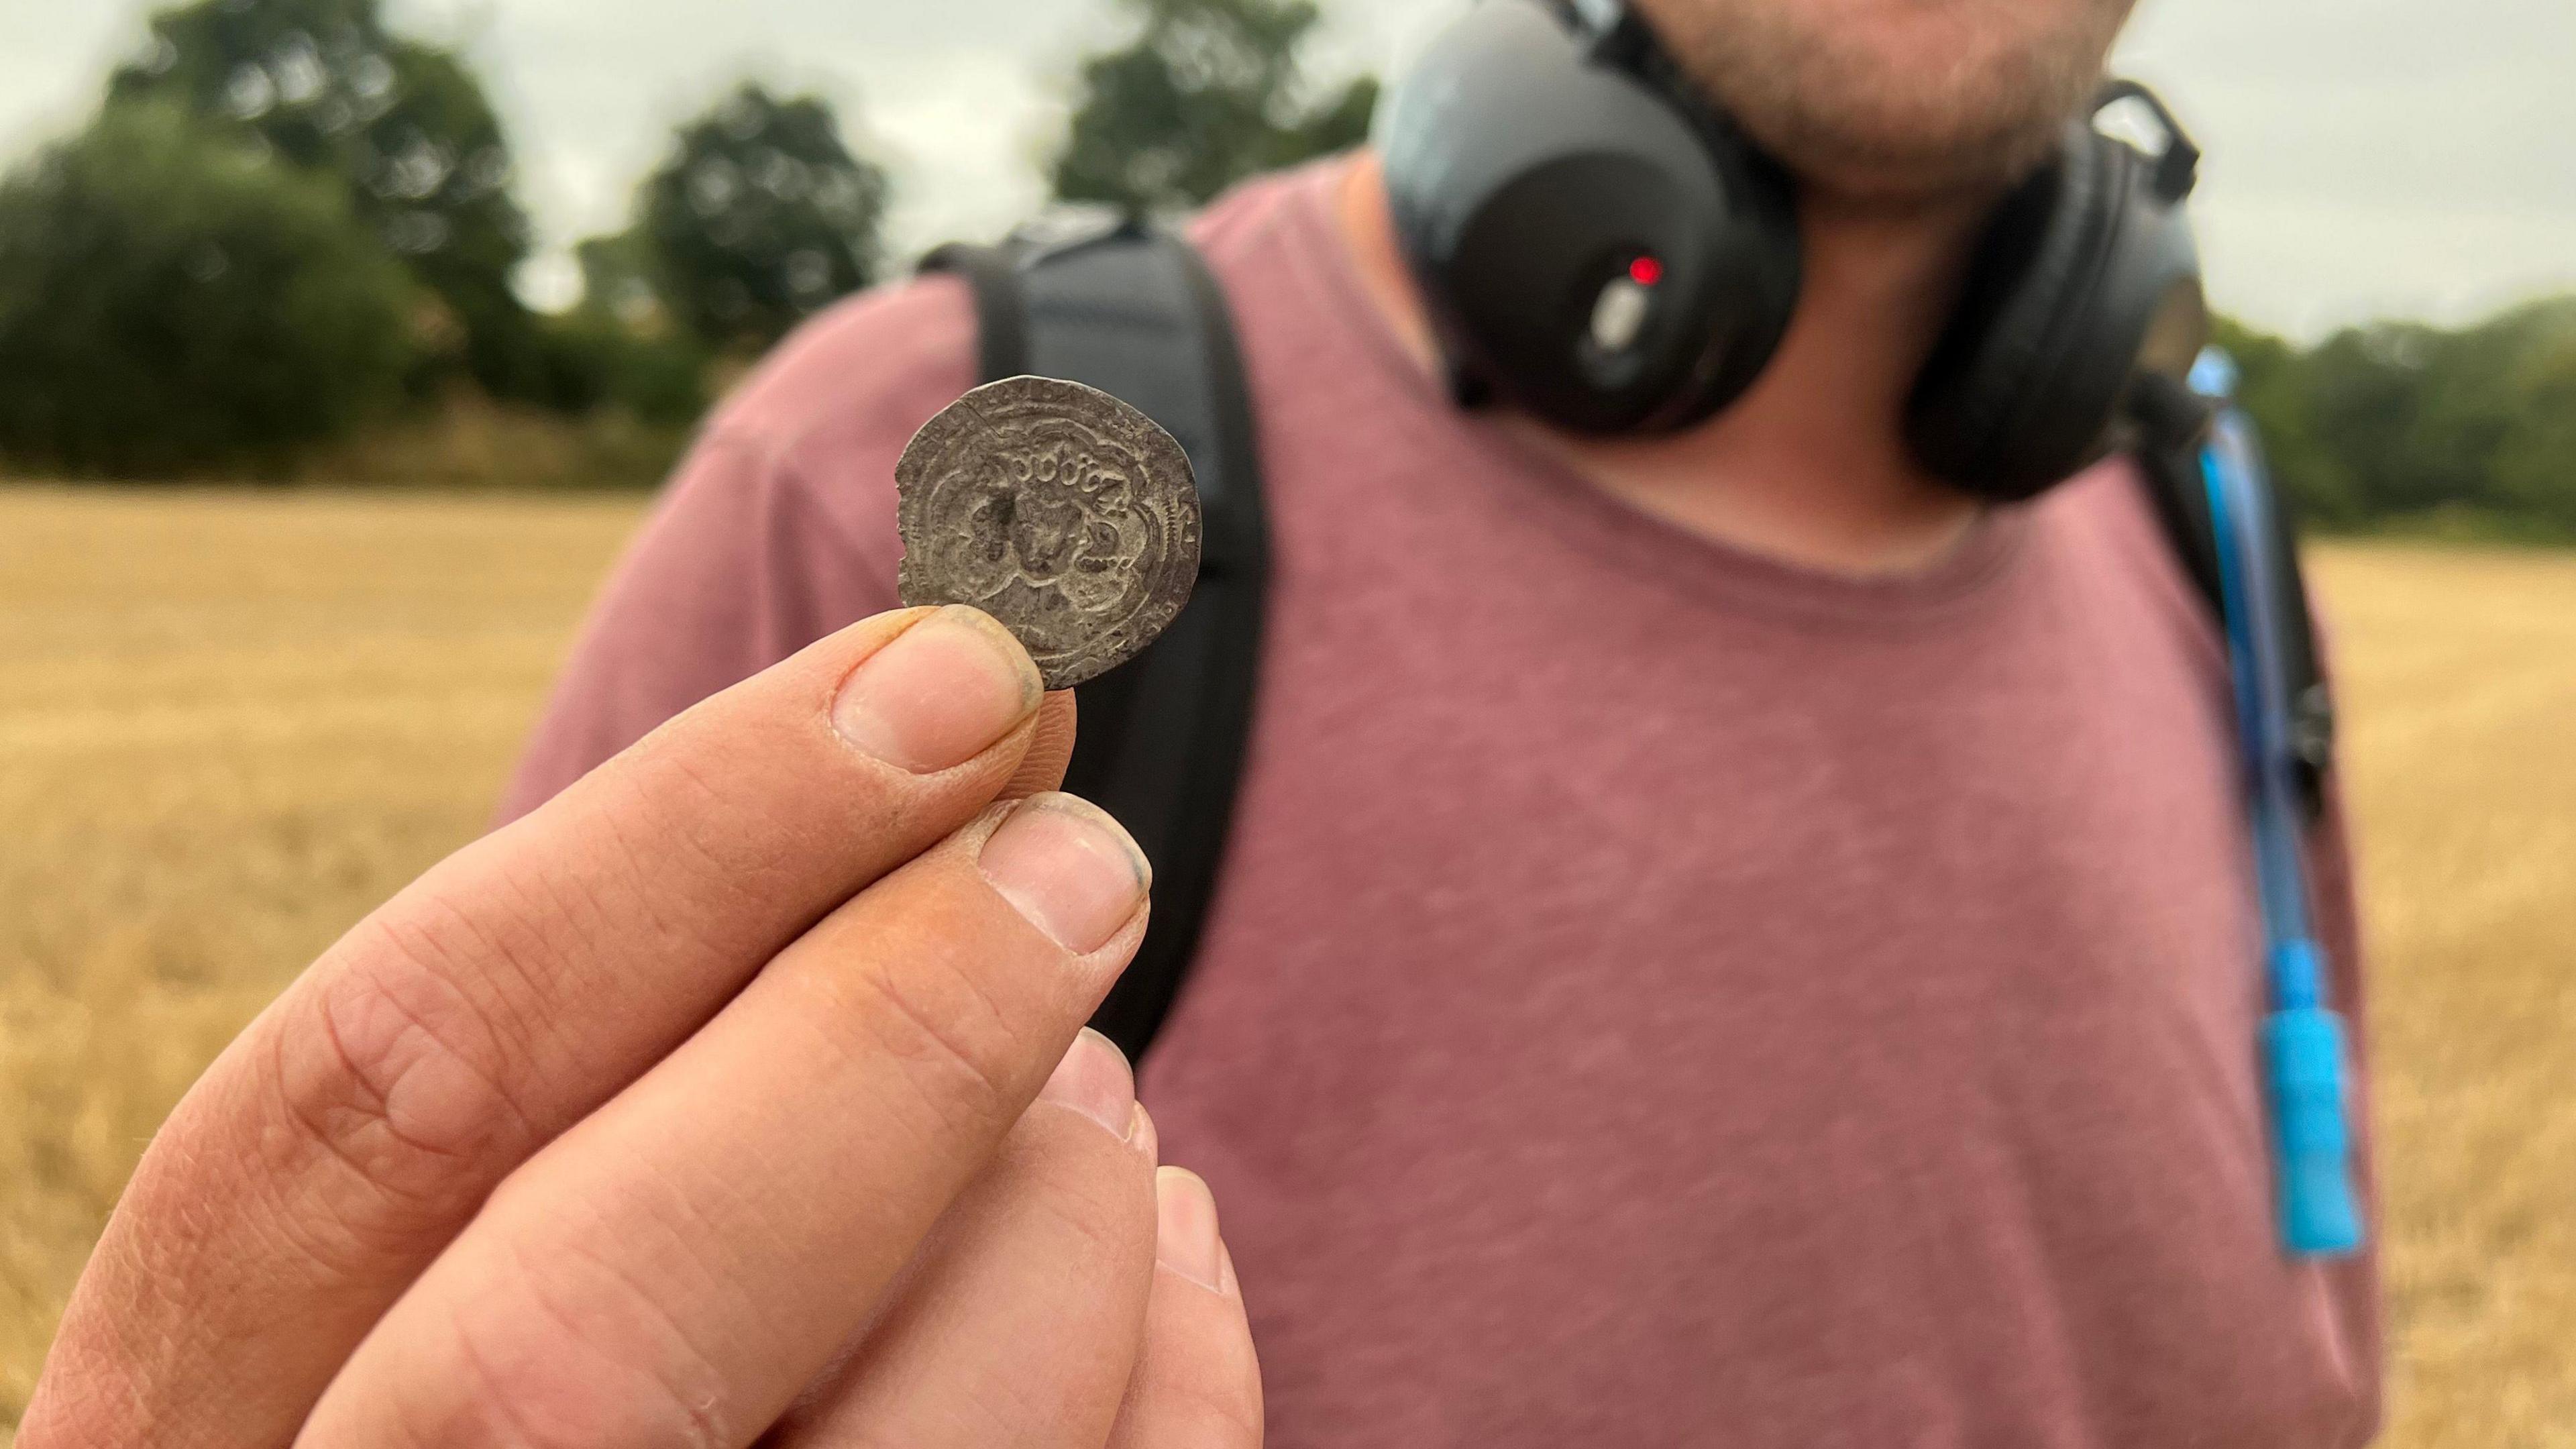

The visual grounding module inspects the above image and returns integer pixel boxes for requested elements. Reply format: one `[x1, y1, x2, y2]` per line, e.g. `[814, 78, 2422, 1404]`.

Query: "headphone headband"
[2093, 79, 2202, 203]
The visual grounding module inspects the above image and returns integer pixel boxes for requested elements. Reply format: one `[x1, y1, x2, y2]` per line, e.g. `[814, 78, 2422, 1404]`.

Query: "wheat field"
[2, 486, 2572, 1444]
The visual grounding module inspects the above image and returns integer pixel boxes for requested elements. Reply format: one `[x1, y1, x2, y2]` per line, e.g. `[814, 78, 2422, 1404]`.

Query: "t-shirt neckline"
[1258, 158, 2031, 631]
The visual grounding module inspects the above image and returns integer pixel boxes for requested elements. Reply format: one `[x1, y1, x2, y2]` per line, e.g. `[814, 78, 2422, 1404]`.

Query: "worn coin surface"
[896, 375, 1202, 690]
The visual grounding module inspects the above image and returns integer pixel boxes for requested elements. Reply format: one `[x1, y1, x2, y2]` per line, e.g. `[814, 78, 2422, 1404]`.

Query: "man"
[501, 0, 2382, 1444]
[29, 1, 2375, 1446]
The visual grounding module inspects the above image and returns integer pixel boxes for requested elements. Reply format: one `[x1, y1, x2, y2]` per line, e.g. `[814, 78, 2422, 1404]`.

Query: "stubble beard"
[1638, 0, 2140, 202]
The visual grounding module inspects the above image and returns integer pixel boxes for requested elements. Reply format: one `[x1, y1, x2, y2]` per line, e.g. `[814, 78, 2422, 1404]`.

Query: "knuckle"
[1040, 1178, 1146, 1275]
[445, 1324, 729, 1449]
[1142, 1345, 1268, 1449]
[611, 731, 810, 906]
[269, 915, 542, 1225]
[1172, 1392, 1269, 1448]
[540, 739, 832, 975]
[435, 1238, 735, 1449]
[1008, 1126, 1153, 1261]
[1139, 1295, 1265, 1445]
[830, 942, 1035, 1138]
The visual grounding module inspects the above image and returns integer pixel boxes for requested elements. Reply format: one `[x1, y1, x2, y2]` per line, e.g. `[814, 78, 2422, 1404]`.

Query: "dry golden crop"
[2, 486, 2571, 1445]
[0, 486, 643, 1437]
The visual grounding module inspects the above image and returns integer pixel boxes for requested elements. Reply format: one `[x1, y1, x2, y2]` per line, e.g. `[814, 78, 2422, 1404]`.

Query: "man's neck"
[1335, 152, 1992, 577]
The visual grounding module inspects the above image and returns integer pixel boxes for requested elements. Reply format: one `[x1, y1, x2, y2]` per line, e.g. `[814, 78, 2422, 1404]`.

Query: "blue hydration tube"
[2190, 348, 2364, 1258]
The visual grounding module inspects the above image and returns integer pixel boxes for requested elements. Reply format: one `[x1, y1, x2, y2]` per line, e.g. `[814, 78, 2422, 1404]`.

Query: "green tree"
[2214, 298, 2576, 537]
[2214, 315, 2362, 527]
[1051, 0, 1379, 213]
[632, 82, 890, 352]
[2294, 325, 2445, 519]
[2490, 331, 2576, 532]
[107, 0, 543, 398]
[523, 232, 712, 428]
[0, 103, 416, 476]
[2410, 300, 2576, 518]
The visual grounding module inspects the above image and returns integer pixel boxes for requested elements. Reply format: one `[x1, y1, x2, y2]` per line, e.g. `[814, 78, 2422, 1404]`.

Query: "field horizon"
[3, 486, 2571, 1444]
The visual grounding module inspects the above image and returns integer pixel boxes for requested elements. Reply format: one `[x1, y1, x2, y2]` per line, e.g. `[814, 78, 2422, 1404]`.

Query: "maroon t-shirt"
[502, 164, 2381, 1447]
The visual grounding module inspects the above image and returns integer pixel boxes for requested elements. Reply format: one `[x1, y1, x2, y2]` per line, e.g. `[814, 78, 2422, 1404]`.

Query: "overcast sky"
[2, 0, 2567, 339]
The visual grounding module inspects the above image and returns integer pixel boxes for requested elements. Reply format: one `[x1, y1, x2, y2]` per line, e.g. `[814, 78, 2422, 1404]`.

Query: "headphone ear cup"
[1906, 123, 2123, 500]
[1909, 120, 2208, 502]
[1654, 137, 1802, 433]
[1379, 0, 1800, 435]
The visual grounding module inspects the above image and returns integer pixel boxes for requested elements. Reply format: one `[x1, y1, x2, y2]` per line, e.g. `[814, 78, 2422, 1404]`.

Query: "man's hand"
[20, 606, 1262, 1448]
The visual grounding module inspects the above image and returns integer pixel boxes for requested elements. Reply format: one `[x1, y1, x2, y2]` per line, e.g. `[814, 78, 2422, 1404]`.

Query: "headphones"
[1375, 0, 2212, 502]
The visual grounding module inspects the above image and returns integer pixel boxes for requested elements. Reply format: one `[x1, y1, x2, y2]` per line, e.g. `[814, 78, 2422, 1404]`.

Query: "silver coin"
[895, 375, 1202, 691]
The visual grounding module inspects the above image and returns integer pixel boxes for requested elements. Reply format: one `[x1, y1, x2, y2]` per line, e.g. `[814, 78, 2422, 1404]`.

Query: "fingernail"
[1038, 1028, 1138, 1142]
[1155, 1167, 1225, 1293]
[1129, 1101, 1160, 1163]
[833, 606, 1040, 773]
[978, 794, 1150, 954]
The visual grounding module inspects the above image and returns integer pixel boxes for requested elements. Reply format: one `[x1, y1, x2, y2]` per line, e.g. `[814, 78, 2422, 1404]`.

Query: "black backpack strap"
[919, 241, 1032, 382]
[2129, 378, 2334, 817]
[922, 221, 1270, 1061]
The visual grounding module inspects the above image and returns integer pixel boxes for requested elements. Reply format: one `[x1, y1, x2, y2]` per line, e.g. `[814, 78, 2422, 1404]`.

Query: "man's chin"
[1749, 95, 2082, 203]
[1638, 0, 2135, 199]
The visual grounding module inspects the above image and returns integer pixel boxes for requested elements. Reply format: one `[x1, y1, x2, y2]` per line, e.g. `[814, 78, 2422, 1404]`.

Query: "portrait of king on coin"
[895, 376, 1203, 690]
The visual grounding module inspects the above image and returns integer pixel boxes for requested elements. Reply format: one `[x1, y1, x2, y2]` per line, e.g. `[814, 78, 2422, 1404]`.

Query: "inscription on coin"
[896, 375, 1202, 690]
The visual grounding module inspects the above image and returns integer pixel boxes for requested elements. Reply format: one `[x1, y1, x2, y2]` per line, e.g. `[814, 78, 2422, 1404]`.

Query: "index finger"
[26, 605, 1056, 1449]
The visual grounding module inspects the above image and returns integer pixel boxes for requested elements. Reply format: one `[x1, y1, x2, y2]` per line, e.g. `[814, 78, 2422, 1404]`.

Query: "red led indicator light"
[1628, 256, 1664, 286]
